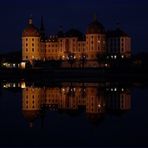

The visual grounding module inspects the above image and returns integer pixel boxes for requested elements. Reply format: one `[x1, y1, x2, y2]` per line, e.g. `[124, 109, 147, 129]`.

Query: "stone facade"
[22, 17, 132, 67]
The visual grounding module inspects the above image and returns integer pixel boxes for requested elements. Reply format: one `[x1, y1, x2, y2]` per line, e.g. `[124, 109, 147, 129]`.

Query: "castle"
[22, 16, 131, 67]
[21, 82, 131, 127]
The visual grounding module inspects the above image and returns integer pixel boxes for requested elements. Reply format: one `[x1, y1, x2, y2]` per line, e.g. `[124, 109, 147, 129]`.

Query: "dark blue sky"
[0, 0, 148, 53]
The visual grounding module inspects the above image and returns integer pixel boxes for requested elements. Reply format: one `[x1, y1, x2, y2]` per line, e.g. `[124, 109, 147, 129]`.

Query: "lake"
[0, 79, 148, 147]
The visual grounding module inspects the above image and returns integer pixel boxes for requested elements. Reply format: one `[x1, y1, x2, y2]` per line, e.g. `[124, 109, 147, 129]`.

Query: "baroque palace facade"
[22, 17, 131, 67]
[2, 81, 131, 127]
[21, 83, 131, 127]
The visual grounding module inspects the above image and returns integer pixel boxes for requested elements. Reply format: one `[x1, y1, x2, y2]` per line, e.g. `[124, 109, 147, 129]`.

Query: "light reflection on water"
[0, 80, 147, 146]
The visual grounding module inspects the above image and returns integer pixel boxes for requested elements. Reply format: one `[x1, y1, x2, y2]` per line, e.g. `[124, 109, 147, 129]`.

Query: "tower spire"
[59, 25, 63, 31]
[28, 14, 33, 25]
[93, 13, 97, 21]
[29, 122, 33, 128]
[116, 22, 121, 29]
[40, 16, 44, 30]
[40, 16, 46, 40]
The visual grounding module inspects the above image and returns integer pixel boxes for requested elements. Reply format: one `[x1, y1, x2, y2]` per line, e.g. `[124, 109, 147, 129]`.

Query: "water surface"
[0, 80, 147, 147]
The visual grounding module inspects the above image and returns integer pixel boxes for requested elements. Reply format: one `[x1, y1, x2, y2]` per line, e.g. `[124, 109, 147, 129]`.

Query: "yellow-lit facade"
[107, 29, 131, 58]
[106, 87, 131, 111]
[22, 37, 41, 61]
[21, 83, 131, 125]
[22, 17, 131, 67]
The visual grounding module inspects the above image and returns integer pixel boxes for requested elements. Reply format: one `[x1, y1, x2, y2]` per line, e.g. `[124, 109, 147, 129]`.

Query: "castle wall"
[22, 37, 41, 62]
[86, 34, 106, 60]
[22, 19, 132, 66]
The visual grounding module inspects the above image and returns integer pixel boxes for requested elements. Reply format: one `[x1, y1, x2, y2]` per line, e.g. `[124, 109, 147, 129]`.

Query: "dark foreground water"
[0, 79, 148, 147]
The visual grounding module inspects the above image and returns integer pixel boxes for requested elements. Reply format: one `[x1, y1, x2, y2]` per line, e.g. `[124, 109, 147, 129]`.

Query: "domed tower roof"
[65, 29, 85, 41]
[86, 113, 104, 125]
[86, 17, 105, 34]
[22, 110, 40, 128]
[56, 25, 65, 38]
[22, 17, 40, 37]
[107, 28, 129, 38]
[57, 30, 65, 38]
[22, 110, 39, 122]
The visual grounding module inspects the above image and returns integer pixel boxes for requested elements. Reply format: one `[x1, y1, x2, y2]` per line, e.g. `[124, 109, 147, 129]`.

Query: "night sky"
[0, 0, 147, 53]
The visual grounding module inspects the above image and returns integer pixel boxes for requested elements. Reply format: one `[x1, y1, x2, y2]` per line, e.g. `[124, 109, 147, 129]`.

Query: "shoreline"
[0, 68, 148, 81]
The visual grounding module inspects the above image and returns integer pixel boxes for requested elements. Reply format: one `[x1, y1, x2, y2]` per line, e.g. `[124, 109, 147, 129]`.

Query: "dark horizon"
[0, 0, 147, 53]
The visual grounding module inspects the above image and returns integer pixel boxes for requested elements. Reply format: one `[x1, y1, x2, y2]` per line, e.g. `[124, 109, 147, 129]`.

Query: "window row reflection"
[1, 81, 132, 127]
[22, 83, 131, 127]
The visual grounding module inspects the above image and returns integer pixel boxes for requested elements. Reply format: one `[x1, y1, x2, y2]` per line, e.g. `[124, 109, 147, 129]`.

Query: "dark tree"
[80, 53, 87, 68]
[67, 53, 76, 68]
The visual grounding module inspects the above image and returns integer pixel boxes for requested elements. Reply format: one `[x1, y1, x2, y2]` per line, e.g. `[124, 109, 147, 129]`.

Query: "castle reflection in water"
[3, 81, 131, 127]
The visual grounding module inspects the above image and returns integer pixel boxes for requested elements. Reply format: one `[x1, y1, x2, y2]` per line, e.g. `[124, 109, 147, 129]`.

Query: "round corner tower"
[22, 17, 41, 63]
[86, 17, 106, 60]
